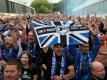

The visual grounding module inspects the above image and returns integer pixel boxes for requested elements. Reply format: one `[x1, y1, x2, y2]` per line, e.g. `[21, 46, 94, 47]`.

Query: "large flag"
[32, 21, 89, 48]
[32, 21, 60, 48]
[67, 26, 89, 45]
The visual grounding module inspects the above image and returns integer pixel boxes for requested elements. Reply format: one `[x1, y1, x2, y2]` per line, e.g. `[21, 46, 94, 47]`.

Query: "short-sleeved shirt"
[21, 64, 38, 80]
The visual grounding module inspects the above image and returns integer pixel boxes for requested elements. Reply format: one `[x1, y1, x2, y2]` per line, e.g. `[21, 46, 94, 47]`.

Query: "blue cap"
[54, 43, 63, 47]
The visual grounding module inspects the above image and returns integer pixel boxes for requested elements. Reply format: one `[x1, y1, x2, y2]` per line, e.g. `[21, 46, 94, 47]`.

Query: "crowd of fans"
[0, 13, 107, 80]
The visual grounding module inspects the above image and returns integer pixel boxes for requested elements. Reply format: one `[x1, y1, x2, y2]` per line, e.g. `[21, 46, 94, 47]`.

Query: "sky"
[48, 0, 61, 3]
[18, 0, 60, 5]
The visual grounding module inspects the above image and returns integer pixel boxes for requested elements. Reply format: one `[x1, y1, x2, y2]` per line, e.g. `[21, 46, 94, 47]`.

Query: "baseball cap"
[54, 43, 63, 47]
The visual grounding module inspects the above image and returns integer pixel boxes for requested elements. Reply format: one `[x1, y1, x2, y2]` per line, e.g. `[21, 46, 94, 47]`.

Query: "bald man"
[91, 61, 105, 80]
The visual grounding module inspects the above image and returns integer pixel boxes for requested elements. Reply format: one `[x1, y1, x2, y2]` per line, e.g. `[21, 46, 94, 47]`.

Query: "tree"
[31, 0, 53, 13]
[52, 2, 62, 12]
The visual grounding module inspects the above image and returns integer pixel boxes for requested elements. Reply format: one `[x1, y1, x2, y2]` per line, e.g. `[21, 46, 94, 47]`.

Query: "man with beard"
[21, 31, 41, 65]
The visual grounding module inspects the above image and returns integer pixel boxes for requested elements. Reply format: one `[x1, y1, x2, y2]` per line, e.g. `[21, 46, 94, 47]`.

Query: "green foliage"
[31, 0, 53, 13]
[52, 2, 62, 12]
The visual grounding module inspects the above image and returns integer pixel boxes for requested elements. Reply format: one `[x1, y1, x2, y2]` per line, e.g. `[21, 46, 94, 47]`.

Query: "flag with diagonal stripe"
[33, 25, 60, 48]
[32, 20, 89, 47]
[67, 26, 89, 45]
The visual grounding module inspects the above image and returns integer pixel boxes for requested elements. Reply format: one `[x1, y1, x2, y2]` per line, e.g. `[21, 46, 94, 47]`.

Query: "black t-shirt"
[21, 64, 38, 80]
[41, 48, 74, 80]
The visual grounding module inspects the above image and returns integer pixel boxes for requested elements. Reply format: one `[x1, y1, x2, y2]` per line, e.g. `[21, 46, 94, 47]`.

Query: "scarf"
[51, 52, 66, 80]
[75, 51, 92, 80]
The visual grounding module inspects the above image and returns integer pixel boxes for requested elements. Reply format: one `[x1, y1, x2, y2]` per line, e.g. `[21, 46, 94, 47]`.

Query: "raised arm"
[88, 24, 100, 60]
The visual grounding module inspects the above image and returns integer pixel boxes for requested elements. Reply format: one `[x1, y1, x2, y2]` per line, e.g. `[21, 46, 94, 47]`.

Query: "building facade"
[61, 0, 107, 17]
[0, 0, 35, 14]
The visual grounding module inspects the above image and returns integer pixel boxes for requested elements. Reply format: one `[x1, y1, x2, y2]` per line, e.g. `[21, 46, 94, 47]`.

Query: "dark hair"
[79, 42, 89, 47]
[5, 59, 22, 71]
[20, 51, 32, 69]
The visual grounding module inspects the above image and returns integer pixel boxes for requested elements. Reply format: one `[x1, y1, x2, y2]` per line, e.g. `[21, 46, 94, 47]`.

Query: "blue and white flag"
[32, 21, 89, 48]
[67, 26, 89, 45]
[32, 22, 60, 48]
